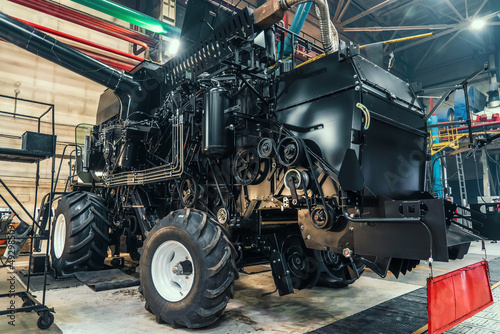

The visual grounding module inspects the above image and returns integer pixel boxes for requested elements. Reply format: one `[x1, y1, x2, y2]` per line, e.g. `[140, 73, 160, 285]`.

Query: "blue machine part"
[453, 90, 467, 121]
[283, 3, 312, 57]
[428, 114, 442, 198]
[433, 106, 455, 123]
[454, 86, 486, 120]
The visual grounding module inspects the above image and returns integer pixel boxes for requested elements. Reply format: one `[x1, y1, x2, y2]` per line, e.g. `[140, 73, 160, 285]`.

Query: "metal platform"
[0, 94, 56, 329]
[0, 147, 52, 163]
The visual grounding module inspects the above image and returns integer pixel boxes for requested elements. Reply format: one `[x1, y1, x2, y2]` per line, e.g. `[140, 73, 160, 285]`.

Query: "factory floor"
[0, 241, 498, 334]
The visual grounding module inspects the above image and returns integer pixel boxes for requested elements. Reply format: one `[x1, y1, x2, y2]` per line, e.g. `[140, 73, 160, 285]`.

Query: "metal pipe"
[283, 3, 312, 56]
[0, 11, 141, 94]
[8, 0, 154, 54]
[70, 0, 180, 39]
[15, 17, 144, 63]
[9, 0, 155, 45]
[254, 0, 337, 54]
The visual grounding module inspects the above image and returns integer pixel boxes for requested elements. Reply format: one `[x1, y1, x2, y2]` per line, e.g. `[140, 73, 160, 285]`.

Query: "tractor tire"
[140, 209, 237, 329]
[51, 192, 111, 277]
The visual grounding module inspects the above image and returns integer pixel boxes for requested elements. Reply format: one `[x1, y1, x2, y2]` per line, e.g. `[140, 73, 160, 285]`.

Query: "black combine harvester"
[0, 0, 477, 328]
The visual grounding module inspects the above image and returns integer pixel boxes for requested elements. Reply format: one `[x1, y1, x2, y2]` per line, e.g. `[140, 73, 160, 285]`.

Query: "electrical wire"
[356, 103, 371, 130]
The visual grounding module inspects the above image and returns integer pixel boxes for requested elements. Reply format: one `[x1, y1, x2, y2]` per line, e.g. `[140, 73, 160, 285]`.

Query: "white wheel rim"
[151, 240, 195, 302]
[53, 214, 66, 259]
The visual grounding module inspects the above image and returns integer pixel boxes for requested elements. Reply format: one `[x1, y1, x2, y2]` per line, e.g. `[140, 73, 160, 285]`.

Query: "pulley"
[311, 204, 334, 230]
[277, 136, 305, 167]
[284, 169, 309, 190]
[257, 137, 276, 158]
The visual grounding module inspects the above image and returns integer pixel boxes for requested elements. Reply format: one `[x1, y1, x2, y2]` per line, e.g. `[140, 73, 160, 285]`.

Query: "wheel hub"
[53, 214, 66, 259]
[151, 240, 195, 302]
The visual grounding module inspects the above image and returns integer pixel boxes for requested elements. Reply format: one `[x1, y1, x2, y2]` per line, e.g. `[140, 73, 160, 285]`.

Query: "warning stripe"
[411, 281, 499, 334]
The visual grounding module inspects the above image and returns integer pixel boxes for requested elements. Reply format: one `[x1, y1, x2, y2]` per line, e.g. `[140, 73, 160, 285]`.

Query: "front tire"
[140, 209, 236, 329]
[51, 192, 111, 277]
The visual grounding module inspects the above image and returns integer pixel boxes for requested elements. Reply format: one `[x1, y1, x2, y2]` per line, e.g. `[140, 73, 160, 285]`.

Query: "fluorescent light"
[470, 18, 486, 30]
[168, 39, 180, 56]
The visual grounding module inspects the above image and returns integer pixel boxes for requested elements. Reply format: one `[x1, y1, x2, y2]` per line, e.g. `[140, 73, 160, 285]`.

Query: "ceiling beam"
[342, 24, 454, 32]
[393, 26, 461, 53]
[339, 0, 398, 27]
[337, 0, 352, 22]
[474, 0, 488, 17]
[443, 0, 464, 21]
[333, 0, 344, 22]
[414, 38, 438, 70]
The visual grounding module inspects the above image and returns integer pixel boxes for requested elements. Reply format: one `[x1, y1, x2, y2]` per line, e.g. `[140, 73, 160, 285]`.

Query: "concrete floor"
[0, 241, 497, 333]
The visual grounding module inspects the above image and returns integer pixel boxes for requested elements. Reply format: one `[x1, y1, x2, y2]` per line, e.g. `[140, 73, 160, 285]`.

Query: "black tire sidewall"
[50, 192, 110, 276]
[140, 225, 207, 319]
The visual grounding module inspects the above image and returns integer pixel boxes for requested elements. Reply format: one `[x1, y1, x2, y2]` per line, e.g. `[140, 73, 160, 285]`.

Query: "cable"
[356, 103, 371, 130]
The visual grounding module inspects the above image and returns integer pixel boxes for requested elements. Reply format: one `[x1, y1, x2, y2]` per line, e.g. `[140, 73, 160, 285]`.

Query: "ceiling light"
[470, 18, 486, 30]
[168, 39, 181, 56]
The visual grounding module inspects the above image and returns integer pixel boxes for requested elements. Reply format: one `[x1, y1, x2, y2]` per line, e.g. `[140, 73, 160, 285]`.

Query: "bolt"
[307, 235, 311, 239]
[300, 225, 304, 230]
[355, 86, 360, 91]
[349, 227, 354, 231]
[172, 263, 183, 275]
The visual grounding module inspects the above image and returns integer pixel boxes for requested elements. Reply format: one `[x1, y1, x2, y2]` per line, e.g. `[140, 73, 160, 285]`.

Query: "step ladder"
[456, 152, 468, 207]
[455, 152, 470, 228]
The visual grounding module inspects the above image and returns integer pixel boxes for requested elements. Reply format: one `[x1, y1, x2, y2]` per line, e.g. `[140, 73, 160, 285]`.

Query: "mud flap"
[427, 260, 493, 334]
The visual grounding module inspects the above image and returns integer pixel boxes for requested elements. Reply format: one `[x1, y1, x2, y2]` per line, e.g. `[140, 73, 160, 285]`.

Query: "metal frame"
[0, 94, 56, 326]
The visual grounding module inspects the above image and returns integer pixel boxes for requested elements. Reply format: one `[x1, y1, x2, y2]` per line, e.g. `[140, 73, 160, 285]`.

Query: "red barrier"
[427, 260, 493, 334]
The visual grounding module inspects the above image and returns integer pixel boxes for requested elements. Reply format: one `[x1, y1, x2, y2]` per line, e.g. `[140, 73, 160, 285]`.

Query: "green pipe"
[71, 0, 180, 38]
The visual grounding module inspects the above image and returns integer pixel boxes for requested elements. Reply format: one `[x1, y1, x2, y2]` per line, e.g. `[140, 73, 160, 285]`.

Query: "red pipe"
[72, 46, 136, 66]
[8, 0, 156, 54]
[452, 121, 500, 132]
[10, 0, 156, 45]
[15, 17, 144, 62]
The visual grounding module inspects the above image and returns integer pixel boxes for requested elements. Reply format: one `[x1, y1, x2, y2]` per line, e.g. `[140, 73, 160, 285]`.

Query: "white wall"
[0, 0, 135, 222]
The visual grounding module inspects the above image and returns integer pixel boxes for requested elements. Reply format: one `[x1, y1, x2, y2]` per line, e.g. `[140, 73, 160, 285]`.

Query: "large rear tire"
[51, 192, 111, 277]
[140, 209, 237, 329]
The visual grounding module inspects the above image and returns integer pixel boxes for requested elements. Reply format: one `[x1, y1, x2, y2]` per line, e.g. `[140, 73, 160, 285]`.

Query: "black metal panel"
[276, 53, 356, 112]
[360, 95, 427, 199]
[96, 89, 120, 125]
[278, 90, 357, 171]
[353, 56, 420, 110]
[277, 53, 426, 199]
[355, 199, 448, 261]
